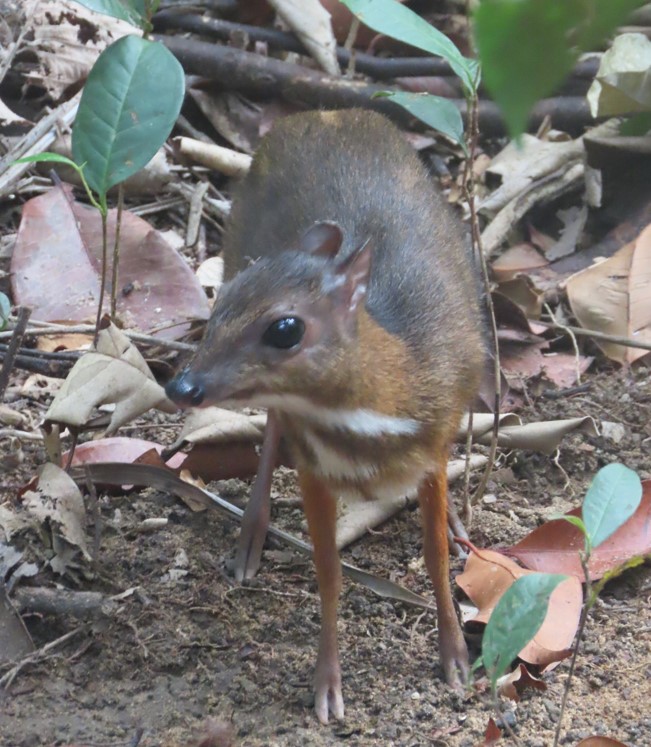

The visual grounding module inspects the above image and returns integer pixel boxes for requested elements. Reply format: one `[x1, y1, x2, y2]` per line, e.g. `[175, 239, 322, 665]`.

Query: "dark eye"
[262, 316, 305, 349]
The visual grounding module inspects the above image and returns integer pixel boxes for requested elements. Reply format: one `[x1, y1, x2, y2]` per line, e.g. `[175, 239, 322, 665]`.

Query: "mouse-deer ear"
[298, 221, 343, 259]
[334, 238, 372, 312]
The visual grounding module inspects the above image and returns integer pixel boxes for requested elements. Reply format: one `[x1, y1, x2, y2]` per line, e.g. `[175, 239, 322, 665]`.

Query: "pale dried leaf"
[196, 256, 224, 291]
[479, 135, 583, 216]
[45, 322, 175, 435]
[566, 223, 651, 363]
[25, 0, 137, 100]
[0, 99, 29, 126]
[269, 0, 339, 76]
[22, 462, 90, 560]
[474, 417, 599, 455]
[175, 408, 267, 449]
[588, 33, 651, 117]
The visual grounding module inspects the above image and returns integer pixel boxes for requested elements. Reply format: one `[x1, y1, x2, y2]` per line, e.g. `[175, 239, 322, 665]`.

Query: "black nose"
[165, 368, 205, 407]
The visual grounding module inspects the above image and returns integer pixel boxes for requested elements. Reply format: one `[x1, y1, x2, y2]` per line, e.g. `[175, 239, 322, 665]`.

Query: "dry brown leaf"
[576, 738, 630, 747]
[45, 321, 175, 436]
[496, 276, 544, 318]
[67, 437, 185, 471]
[26, 0, 136, 100]
[269, 0, 338, 75]
[506, 479, 651, 581]
[497, 663, 546, 702]
[12, 184, 210, 338]
[21, 462, 90, 561]
[566, 222, 651, 363]
[477, 718, 502, 746]
[492, 244, 549, 282]
[457, 549, 582, 668]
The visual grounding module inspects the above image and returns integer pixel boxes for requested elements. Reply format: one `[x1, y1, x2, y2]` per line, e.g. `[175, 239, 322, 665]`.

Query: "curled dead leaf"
[45, 321, 175, 436]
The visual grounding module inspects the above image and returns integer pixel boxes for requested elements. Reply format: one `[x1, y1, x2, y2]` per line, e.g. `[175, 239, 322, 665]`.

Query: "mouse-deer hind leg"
[298, 469, 344, 724]
[418, 457, 469, 688]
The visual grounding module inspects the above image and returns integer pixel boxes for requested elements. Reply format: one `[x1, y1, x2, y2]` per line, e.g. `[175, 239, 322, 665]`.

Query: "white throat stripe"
[246, 394, 420, 437]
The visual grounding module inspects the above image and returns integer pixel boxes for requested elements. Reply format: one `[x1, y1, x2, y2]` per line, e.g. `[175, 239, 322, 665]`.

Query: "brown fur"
[167, 109, 486, 722]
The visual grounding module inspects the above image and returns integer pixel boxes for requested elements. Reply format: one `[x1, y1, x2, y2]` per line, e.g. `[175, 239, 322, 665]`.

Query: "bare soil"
[1, 364, 650, 747]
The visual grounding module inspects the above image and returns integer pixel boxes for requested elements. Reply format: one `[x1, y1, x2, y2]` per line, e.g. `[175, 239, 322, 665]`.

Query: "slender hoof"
[233, 538, 262, 583]
[314, 681, 345, 725]
[314, 657, 345, 724]
[440, 626, 470, 691]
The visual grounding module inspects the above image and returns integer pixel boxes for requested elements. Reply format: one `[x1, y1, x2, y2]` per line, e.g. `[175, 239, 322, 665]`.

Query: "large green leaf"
[375, 92, 466, 152]
[72, 35, 184, 198]
[341, 0, 478, 94]
[481, 573, 566, 690]
[582, 464, 642, 550]
[474, 0, 645, 137]
[73, 0, 147, 27]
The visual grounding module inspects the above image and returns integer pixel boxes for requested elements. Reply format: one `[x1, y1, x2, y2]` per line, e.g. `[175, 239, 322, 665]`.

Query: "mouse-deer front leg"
[298, 469, 344, 724]
[234, 411, 281, 581]
[418, 456, 469, 688]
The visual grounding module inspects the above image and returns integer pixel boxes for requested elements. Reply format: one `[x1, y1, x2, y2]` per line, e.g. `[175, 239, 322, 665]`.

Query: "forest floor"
[1, 364, 650, 747]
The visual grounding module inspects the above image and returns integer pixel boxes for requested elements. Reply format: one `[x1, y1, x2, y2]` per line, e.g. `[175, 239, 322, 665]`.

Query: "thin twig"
[95, 211, 109, 345]
[0, 626, 87, 688]
[539, 319, 651, 352]
[462, 93, 501, 509]
[545, 304, 581, 384]
[553, 552, 591, 747]
[0, 322, 195, 352]
[110, 185, 124, 318]
[0, 306, 31, 401]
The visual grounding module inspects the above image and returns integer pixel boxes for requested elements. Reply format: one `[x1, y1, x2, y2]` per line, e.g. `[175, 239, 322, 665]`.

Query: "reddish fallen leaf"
[492, 243, 549, 282]
[67, 437, 269, 487]
[576, 738, 630, 747]
[457, 549, 581, 669]
[505, 480, 651, 581]
[476, 717, 502, 746]
[67, 437, 184, 471]
[498, 663, 547, 702]
[12, 184, 210, 339]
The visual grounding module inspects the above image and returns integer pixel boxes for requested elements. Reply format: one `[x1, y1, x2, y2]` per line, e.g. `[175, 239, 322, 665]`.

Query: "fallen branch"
[153, 10, 599, 85]
[157, 35, 595, 136]
[12, 587, 117, 620]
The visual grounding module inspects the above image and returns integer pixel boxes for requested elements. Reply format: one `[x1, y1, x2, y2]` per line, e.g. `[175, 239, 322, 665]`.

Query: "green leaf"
[474, 0, 645, 137]
[375, 92, 466, 152]
[341, 0, 478, 93]
[482, 573, 566, 690]
[0, 292, 10, 330]
[72, 0, 147, 26]
[582, 463, 642, 549]
[559, 514, 589, 538]
[72, 35, 184, 198]
[619, 111, 651, 135]
[15, 152, 80, 168]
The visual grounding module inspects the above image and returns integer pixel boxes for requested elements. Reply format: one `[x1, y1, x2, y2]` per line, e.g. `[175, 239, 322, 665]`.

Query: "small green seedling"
[16, 1, 184, 333]
[474, 463, 642, 745]
[341, 0, 479, 153]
